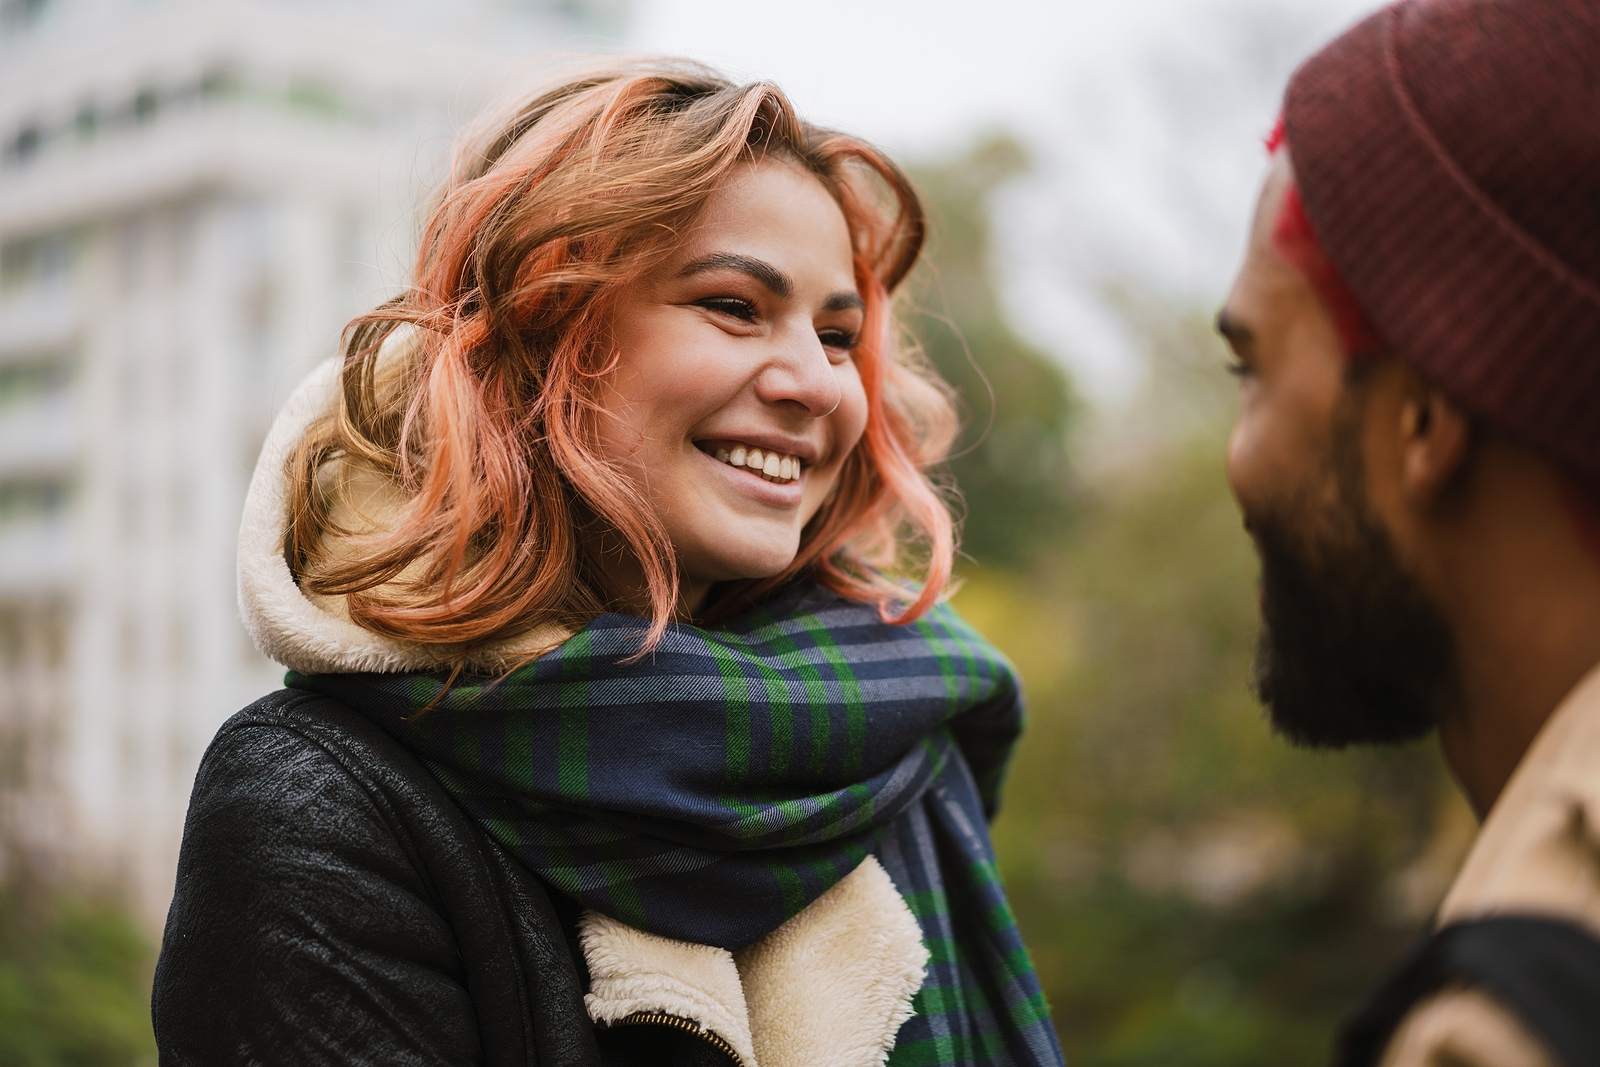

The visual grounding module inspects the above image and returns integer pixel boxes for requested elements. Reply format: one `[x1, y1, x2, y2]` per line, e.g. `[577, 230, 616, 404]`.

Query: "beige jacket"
[1380, 663, 1600, 1067]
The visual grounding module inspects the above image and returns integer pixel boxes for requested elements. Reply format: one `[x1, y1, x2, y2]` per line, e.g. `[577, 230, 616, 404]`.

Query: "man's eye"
[697, 297, 758, 323]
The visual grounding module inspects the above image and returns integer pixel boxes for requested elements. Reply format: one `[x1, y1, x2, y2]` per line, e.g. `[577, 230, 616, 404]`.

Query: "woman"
[153, 62, 1064, 1067]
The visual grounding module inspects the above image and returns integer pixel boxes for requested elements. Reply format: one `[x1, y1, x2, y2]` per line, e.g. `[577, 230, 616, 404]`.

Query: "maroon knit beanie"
[1283, 0, 1600, 484]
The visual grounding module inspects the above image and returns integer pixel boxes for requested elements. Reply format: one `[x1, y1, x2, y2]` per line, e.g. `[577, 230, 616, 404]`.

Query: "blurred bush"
[0, 872, 156, 1066]
[915, 137, 1472, 1065]
[909, 137, 1079, 569]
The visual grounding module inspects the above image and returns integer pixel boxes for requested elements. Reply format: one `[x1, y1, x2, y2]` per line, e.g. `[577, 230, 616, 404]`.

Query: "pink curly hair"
[285, 62, 958, 654]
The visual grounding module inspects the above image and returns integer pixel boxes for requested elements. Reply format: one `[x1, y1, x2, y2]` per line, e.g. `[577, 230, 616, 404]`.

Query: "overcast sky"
[624, 0, 1383, 405]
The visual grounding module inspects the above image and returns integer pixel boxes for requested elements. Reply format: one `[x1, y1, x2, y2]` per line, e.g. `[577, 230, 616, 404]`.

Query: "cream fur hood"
[236, 358, 930, 1066]
[238, 357, 567, 675]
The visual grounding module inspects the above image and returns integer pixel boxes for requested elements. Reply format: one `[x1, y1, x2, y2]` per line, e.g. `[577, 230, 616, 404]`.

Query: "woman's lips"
[696, 440, 803, 484]
[697, 446, 804, 504]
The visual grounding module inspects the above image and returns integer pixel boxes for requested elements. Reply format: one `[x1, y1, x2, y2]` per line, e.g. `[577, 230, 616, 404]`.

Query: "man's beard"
[1248, 404, 1462, 748]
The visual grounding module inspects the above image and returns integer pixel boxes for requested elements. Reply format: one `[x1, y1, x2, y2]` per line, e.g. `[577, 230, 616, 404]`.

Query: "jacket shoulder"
[1379, 986, 1552, 1067]
[155, 689, 486, 1066]
[1343, 915, 1600, 1067]
[192, 689, 461, 851]
[156, 688, 602, 1067]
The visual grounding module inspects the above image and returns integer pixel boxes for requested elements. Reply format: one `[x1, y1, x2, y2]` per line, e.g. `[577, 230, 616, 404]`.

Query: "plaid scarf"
[288, 582, 1064, 1067]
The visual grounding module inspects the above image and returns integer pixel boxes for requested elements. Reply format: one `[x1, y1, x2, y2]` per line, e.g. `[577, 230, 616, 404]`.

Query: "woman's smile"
[694, 442, 806, 511]
[698, 440, 807, 485]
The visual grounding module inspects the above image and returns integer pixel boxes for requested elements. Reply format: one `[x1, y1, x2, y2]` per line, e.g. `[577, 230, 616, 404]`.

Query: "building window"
[0, 477, 72, 525]
[8, 124, 40, 163]
[0, 0, 49, 38]
[199, 67, 237, 100]
[132, 88, 159, 124]
[0, 231, 76, 290]
[287, 79, 341, 119]
[117, 611, 141, 672]
[0, 356, 73, 409]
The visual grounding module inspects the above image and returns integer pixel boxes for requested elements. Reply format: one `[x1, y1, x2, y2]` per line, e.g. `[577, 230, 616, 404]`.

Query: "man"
[1217, 0, 1600, 1063]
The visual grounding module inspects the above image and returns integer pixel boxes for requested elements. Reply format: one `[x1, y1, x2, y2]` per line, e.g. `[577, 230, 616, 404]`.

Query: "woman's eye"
[818, 329, 861, 352]
[1225, 359, 1255, 379]
[696, 297, 758, 323]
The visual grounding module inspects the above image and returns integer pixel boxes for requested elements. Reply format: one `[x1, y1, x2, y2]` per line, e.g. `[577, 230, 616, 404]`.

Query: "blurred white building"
[0, 0, 619, 929]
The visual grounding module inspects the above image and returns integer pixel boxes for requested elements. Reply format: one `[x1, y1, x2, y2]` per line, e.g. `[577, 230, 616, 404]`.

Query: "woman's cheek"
[834, 362, 870, 454]
[801, 367, 870, 523]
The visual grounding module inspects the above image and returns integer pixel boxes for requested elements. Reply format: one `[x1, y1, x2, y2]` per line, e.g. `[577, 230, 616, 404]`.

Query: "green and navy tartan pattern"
[289, 582, 1064, 1067]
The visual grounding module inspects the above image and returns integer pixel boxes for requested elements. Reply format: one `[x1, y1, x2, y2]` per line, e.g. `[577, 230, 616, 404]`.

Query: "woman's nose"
[758, 325, 843, 417]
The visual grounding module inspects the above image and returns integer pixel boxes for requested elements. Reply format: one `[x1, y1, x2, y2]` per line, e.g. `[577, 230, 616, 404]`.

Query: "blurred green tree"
[907, 136, 1078, 569]
[0, 876, 156, 1066]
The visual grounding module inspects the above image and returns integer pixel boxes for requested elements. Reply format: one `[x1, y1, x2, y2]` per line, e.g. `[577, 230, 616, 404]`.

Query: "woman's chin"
[683, 544, 803, 587]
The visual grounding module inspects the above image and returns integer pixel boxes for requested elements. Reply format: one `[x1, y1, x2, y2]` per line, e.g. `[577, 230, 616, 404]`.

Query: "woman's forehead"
[676, 159, 854, 277]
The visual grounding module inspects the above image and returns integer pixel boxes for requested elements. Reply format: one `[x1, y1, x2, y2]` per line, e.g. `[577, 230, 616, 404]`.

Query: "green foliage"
[0, 886, 156, 1067]
[907, 136, 1078, 569]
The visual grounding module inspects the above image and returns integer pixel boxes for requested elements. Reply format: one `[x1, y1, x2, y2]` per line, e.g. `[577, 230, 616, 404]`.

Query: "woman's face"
[599, 157, 869, 613]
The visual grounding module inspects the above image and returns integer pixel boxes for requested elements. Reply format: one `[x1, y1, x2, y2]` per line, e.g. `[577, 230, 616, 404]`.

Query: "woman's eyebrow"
[679, 253, 792, 299]
[679, 253, 864, 313]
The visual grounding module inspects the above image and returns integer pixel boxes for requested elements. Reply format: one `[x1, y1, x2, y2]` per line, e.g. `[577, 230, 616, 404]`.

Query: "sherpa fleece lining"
[237, 357, 566, 675]
[239, 359, 930, 1062]
[582, 855, 928, 1067]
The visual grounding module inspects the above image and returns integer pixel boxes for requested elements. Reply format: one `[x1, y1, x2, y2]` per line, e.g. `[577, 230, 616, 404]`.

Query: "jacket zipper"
[612, 1010, 746, 1066]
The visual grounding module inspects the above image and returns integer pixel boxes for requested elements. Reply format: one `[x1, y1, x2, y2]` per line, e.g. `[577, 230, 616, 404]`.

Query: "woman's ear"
[1398, 370, 1473, 507]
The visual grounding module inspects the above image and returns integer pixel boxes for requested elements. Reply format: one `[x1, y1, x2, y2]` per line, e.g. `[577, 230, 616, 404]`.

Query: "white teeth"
[707, 443, 802, 483]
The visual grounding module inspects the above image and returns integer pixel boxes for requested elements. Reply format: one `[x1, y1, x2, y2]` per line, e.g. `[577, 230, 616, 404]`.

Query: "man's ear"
[1398, 368, 1473, 507]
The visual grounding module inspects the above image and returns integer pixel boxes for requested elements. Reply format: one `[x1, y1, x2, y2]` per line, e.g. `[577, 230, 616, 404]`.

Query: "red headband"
[1265, 118, 1386, 359]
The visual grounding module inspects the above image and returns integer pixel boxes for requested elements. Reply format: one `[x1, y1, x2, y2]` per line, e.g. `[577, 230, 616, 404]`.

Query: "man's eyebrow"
[1215, 307, 1254, 349]
[679, 253, 792, 299]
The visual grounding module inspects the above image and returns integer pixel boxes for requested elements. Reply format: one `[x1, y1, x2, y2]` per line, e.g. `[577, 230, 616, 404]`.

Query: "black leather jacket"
[153, 690, 736, 1066]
